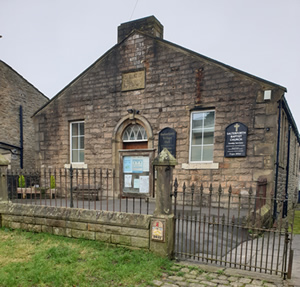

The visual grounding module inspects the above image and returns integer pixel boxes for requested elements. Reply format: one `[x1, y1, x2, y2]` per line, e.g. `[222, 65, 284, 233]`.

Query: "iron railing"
[6, 167, 154, 215]
[5, 168, 296, 277]
[172, 179, 295, 278]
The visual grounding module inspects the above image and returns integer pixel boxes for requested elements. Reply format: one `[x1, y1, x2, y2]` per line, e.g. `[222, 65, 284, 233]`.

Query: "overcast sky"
[1, 0, 299, 127]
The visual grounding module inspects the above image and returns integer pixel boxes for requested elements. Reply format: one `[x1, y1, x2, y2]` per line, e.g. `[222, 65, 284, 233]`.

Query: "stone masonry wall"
[276, 115, 299, 206]
[0, 61, 48, 169]
[0, 202, 151, 249]
[33, 32, 297, 199]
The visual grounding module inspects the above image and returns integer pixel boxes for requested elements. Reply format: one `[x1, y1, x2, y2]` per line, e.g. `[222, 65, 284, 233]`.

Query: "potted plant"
[47, 175, 56, 198]
[17, 175, 33, 198]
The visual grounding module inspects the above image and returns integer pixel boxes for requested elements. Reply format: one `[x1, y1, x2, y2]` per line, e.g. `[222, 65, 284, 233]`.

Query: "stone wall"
[0, 202, 151, 250]
[0, 61, 49, 169]
[276, 111, 299, 206]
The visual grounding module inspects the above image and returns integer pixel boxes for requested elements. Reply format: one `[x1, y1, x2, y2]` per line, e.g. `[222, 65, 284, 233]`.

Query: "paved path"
[152, 233, 300, 287]
[289, 234, 300, 286]
[150, 262, 295, 287]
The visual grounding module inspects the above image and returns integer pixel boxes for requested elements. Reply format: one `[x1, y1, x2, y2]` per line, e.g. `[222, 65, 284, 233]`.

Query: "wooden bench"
[73, 184, 101, 200]
[17, 188, 40, 199]
[16, 188, 55, 199]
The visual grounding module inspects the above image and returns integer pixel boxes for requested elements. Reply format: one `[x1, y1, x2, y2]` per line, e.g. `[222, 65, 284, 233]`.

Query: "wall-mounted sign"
[122, 70, 145, 91]
[158, 128, 177, 158]
[224, 122, 248, 157]
[151, 219, 165, 242]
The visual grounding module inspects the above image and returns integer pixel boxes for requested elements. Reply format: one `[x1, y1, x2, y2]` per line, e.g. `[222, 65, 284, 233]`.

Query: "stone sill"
[64, 163, 88, 169]
[182, 162, 219, 170]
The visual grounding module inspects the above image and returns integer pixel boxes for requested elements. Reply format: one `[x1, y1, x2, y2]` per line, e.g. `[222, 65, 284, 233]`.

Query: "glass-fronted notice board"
[123, 156, 150, 194]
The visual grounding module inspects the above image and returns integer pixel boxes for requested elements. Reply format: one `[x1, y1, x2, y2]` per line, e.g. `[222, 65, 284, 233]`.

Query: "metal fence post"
[70, 165, 74, 208]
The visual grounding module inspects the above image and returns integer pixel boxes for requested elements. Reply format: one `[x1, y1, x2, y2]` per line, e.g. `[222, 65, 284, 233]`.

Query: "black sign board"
[224, 122, 248, 157]
[158, 128, 176, 158]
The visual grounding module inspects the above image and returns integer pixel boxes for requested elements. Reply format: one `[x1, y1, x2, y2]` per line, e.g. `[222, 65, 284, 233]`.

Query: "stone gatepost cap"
[153, 148, 177, 166]
[0, 154, 9, 166]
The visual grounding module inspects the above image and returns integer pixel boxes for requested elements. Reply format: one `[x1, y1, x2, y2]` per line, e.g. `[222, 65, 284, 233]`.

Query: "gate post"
[0, 154, 9, 202]
[150, 148, 177, 258]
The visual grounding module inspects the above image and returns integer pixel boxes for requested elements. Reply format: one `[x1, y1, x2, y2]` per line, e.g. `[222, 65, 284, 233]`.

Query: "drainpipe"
[274, 99, 282, 221]
[19, 105, 23, 169]
[283, 124, 291, 217]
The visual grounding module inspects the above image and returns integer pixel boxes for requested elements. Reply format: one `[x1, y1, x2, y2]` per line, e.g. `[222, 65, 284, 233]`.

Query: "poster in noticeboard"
[132, 158, 143, 173]
[124, 174, 132, 188]
[123, 157, 132, 173]
[139, 176, 149, 193]
[123, 156, 149, 173]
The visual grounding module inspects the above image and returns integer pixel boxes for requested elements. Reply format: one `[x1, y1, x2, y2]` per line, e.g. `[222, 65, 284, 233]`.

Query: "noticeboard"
[224, 122, 248, 157]
[123, 155, 150, 194]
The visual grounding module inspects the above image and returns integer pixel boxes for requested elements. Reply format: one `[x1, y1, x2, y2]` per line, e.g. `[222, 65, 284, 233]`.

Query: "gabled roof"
[282, 96, 300, 143]
[158, 35, 287, 92]
[0, 60, 49, 101]
[33, 29, 287, 117]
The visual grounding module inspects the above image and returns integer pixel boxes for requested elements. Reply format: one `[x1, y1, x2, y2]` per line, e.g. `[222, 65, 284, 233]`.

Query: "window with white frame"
[70, 121, 84, 163]
[190, 110, 215, 162]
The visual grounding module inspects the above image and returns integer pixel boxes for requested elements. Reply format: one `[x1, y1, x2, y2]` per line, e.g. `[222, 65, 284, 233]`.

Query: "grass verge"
[293, 210, 300, 234]
[0, 228, 173, 287]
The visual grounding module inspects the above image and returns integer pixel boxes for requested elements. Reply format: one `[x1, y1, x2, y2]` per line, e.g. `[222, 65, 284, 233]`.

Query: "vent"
[264, 90, 272, 100]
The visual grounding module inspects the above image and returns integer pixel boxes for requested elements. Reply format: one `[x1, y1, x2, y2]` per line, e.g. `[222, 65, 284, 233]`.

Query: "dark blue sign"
[158, 128, 176, 158]
[225, 122, 248, 157]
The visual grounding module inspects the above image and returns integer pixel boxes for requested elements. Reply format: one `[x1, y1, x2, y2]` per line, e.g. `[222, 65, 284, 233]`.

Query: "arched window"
[122, 124, 148, 149]
[122, 124, 148, 142]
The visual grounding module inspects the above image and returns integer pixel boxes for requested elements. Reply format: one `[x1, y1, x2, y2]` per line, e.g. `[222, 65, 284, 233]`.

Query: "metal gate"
[172, 179, 294, 278]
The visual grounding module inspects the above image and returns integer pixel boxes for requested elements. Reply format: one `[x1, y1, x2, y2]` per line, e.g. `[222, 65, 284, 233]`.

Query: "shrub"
[50, 175, 56, 189]
[18, 175, 26, 188]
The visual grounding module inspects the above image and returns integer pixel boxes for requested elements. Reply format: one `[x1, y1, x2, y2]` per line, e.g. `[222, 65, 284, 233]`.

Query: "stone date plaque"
[151, 219, 165, 242]
[225, 122, 248, 157]
[122, 70, 145, 91]
[158, 128, 176, 158]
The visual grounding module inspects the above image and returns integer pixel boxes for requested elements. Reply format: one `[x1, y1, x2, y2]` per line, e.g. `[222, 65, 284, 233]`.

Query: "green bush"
[50, 175, 56, 189]
[18, 175, 26, 188]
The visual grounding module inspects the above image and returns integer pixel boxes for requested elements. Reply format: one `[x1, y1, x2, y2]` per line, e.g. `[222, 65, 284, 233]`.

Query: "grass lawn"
[0, 228, 173, 287]
[293, 209, 300, 234]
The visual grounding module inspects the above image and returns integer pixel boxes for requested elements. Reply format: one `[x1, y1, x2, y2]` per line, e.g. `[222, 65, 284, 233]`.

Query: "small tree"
[50, 175, 56, 189]
[18, 175, 26, 188]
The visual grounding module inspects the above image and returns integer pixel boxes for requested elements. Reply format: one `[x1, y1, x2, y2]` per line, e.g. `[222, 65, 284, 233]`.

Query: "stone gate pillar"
[0, 154, 9, 201]
[150, 148, 177, 258]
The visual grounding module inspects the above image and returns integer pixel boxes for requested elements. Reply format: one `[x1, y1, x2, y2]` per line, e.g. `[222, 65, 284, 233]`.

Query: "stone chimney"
[118, 16, 164, 43]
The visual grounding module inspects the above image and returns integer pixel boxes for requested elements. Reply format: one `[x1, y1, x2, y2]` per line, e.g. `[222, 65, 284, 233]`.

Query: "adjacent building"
[0, 60, 49, 169]
[32, 16, 299, 206]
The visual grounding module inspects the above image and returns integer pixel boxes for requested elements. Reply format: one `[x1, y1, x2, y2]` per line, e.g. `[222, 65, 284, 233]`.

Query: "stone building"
[0, 60, 49, 169]
[32, 16, 299, 205]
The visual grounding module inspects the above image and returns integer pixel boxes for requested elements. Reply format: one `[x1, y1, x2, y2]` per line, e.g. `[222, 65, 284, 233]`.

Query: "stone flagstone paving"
[149, 262, 295, 287]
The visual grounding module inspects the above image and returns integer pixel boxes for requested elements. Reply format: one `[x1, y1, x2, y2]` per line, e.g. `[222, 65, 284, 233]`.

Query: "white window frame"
[189, 110, 215, 163]
[70, 121, 85, 164]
